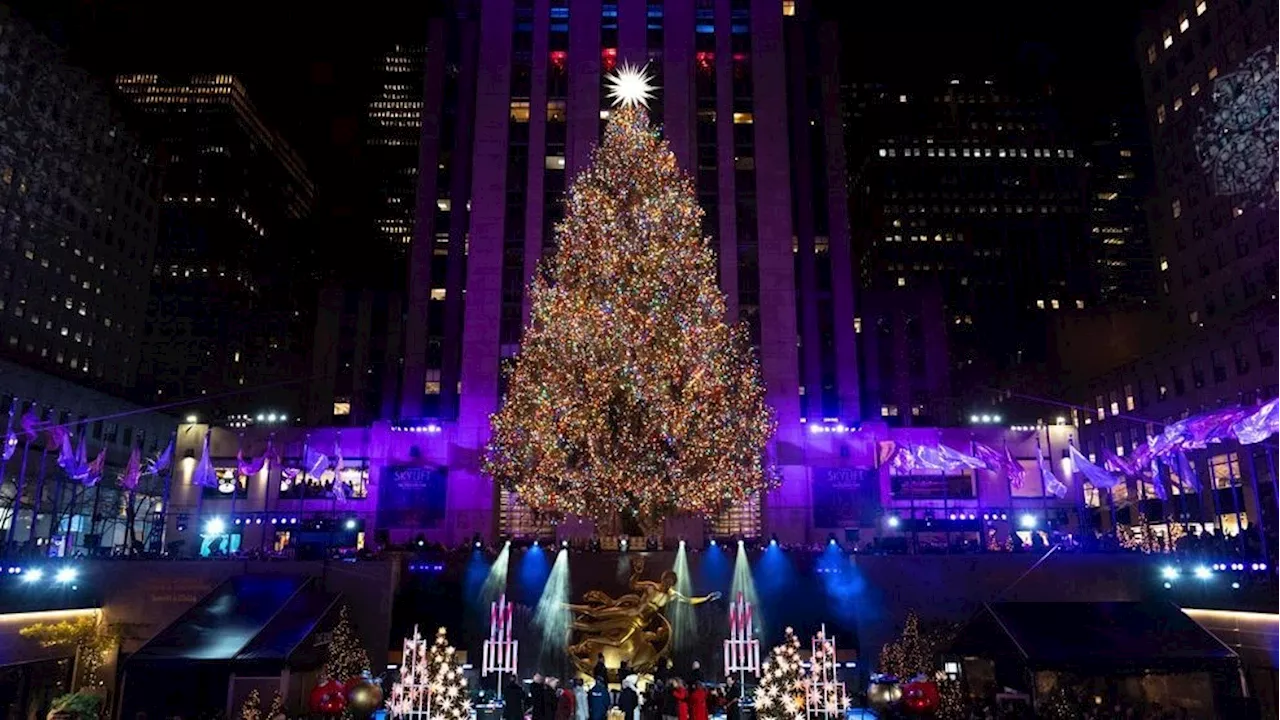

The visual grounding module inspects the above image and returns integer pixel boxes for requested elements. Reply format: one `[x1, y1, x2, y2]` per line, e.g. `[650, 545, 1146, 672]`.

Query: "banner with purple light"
[811, 467, 879, 527]
[377, 465, 447, 529]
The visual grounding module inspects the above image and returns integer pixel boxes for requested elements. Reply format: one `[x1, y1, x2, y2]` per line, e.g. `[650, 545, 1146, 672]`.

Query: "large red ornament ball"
[310, 679, 349, 715]
[901, 680, 940, 714]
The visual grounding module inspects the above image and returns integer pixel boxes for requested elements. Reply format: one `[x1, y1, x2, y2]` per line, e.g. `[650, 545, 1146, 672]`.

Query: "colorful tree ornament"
[483, 69, 776, 531]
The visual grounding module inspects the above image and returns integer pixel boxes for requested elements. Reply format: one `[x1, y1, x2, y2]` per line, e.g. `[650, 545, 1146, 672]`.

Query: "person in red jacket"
[554, 679, 577, 720]
[688, 684, 708, 720]
[670, 679, 689, 720]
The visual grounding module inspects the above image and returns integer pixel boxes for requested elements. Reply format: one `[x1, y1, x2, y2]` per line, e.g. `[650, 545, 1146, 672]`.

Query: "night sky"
[12, 0, 1159, 205]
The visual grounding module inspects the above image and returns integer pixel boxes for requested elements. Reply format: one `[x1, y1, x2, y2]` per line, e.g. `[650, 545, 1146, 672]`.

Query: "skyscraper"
[844, 78, 1092, 422]
[366, 44, 427, 253]
[114, 73, 317, 417]
[0, 11, 160, 393]
[1063, 0, 1277, 537]
[1085, 113, 1156, 307]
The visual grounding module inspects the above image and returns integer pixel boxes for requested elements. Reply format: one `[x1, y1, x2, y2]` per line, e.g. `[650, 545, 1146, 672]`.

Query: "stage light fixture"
[1018, 514, 1037, 529]
[344, 519, 357, 531]
[1193, 565, 1211, 580]
[1161, 566, 1179, 580]
[561, 539, 569, 548]
[709, 539, 717, 547]
[54, 567, 77, 584]
[204, 517, 226, 536]
[1231, 582, 1240, 589]
[22, 569, 43, 583]
[886, 515, 901, 529]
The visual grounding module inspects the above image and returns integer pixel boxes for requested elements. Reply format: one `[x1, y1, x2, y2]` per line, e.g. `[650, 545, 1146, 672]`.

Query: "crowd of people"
[503, 658, 742, 720]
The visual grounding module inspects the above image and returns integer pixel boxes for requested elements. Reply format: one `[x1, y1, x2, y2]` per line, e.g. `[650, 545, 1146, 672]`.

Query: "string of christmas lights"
[483, 96, 776, 529]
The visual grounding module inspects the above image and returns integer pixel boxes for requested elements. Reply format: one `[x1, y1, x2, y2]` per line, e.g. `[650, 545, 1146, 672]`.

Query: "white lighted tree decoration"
[389, 626, 471, 720]
[755, 627, 805, 720]
[804, 625, 848, 720]
[1194, 46, 1278, 202]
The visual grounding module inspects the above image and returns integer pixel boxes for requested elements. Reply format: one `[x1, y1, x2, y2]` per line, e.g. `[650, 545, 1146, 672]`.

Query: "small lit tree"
[754, 627, 805, 720]
[238, 689, 263, 720]
[878, 613, 932, 679]
[323, 605, 371, 683]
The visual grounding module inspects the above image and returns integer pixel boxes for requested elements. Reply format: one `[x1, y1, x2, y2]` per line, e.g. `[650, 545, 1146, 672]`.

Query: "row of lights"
[884, 512, 1032, 528]
[807, 422, 859, 435]
[4, 566, 79, 585]
[391, 423, 443, 433]
[204, 517, 364, 534]
[1160, 562, 1270, 589]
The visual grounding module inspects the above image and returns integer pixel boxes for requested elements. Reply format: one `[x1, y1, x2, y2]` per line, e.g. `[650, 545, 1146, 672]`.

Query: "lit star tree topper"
[483, 77, 777, 533]
[605, 62, 657, 108]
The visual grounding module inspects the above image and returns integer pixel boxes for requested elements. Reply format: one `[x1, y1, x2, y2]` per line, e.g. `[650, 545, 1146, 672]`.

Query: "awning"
[0, 608, 100, 668]
[127, 574, 339, 667]
[950, 601, 1239, 674]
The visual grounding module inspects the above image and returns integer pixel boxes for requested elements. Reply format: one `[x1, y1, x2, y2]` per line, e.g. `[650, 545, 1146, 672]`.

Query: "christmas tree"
[878, 612, 932, 679]
[389, 626, 472, 720]
[484, 64, 776, 530]
[755, 626, 806, 720]
[238, 689, 262, 720]
[324, 605, 371, 683]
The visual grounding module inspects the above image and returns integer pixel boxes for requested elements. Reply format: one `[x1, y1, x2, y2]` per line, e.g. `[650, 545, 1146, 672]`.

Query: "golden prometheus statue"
[566, 557, 720, 677]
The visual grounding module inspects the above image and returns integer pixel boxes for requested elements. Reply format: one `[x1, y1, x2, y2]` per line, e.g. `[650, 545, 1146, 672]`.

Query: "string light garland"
[754, 626, 806, 720]
[483, 99, 777, 530]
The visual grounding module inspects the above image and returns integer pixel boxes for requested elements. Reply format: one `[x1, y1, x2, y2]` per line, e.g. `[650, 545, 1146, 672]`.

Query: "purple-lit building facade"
[188, 0, 1273, 551]
[1058, 0, 1278, 542]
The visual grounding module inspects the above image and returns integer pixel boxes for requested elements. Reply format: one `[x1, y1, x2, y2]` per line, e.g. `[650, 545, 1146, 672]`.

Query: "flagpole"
[28, 439, 51, 549]
[158, 430, 176, 554]
[229, 433, 243, 551]
[49, 426, 81, 555]
[1040, 426, 1051, 539]
[261, 435, 275, 553]
[1245, 449, 1268, 564]
[5, 402, 34, 549]
[1268, 447, 1278, 520]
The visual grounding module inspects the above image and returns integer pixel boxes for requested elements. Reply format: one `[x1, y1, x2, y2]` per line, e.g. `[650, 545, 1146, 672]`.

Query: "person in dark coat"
[593, 654, 608, 683]
[618, 675, 640, 720]
[687, 661, 703, 686]
[654, 658, 671, 688]
[531, 674, 548, 720]
[723, 675, 741, 720]
[544, 678, 559, 720]
[504, 677, 528, 720]
[588, 677, 612, 720]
